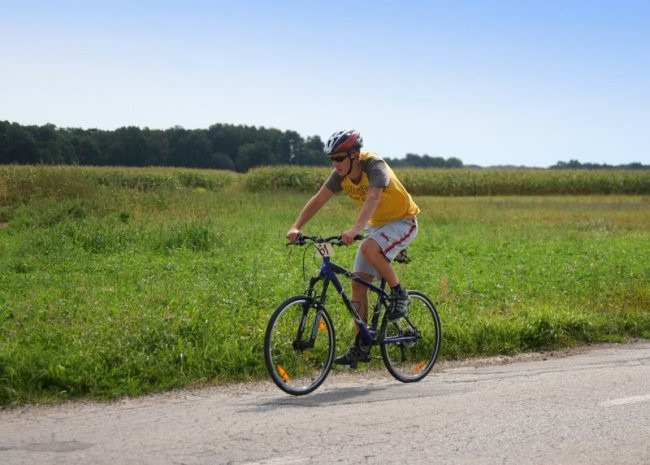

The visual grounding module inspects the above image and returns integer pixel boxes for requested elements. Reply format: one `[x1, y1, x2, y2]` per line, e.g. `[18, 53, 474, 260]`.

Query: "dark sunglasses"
[329, 154, 349, 163]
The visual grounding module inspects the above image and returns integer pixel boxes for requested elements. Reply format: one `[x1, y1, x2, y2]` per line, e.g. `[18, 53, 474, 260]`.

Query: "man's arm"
[340, 185, 384, 244]
[286, 185, 335, 241]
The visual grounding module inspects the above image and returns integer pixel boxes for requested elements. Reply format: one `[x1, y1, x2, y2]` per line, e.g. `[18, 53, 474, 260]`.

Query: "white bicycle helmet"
[324, 129, 363, 154]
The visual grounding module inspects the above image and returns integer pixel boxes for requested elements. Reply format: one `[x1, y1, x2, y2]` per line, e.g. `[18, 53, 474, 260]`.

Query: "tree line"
[549, 159, 648, 170]
[0, 121, 465, 172]
[1, 121, 646, 171]
[0, 121, 328, 172]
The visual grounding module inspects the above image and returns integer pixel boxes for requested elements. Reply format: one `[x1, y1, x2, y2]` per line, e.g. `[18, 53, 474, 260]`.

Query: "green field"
[1, 166, 649, 405]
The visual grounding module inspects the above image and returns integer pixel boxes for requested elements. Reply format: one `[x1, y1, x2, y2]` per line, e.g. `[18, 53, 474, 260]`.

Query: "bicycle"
[264, 234, 442, 395]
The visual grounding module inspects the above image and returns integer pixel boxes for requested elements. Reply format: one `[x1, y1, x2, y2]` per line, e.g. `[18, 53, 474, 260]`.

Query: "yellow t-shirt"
[324, 151, 420, 227]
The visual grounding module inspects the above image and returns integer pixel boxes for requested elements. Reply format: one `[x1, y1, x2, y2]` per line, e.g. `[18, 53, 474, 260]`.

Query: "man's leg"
[359, 239, 399, 287]
[351, 272, 372, 327]
[334, 272, 373, 367]
[359, 238, 410, 321]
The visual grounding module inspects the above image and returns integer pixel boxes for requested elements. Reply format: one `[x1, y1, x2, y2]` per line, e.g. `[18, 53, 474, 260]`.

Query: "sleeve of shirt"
[365, 158, 390, 188]
[324, 170, 343, 192]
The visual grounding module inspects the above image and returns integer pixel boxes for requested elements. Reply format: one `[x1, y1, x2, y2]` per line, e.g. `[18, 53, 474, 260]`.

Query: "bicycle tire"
[380, 290, 441, 383]
[264, 295, 336, 395]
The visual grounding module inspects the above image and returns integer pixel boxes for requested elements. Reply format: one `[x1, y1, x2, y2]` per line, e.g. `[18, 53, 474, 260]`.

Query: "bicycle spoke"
[264, 296, 335, 395]
[380, 291, 441, 383]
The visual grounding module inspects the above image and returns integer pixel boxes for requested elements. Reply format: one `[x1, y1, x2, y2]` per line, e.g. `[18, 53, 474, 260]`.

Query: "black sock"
[391, 284, 403, 294]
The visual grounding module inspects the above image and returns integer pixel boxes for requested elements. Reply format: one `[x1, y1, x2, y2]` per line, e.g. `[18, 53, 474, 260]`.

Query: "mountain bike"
[264, 234, 441, 395]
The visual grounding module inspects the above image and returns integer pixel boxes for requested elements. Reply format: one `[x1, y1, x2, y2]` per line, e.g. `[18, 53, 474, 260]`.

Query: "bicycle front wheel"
[380, 290, 441, 383]
[264, 295, 336, 395]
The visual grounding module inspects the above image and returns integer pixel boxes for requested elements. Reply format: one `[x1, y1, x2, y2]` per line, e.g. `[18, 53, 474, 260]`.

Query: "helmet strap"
[344, 151, 355, 177]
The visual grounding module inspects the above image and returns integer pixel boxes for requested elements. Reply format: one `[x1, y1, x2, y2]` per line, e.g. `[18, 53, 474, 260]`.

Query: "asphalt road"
[1, 342, 649, 465]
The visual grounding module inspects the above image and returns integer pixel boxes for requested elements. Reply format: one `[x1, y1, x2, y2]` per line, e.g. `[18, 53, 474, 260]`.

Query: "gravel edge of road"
[3, 339, 648, 412]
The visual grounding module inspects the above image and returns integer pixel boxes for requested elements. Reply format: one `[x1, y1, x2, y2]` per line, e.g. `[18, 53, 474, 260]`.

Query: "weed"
[0, 166, 648, 404]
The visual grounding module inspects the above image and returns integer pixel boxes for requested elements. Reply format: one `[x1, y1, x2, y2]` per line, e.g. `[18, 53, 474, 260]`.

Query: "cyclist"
[286, 129, 420, 366]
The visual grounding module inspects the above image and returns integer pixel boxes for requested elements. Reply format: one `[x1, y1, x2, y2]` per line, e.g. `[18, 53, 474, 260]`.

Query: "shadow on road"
[246, 384, 390, 411]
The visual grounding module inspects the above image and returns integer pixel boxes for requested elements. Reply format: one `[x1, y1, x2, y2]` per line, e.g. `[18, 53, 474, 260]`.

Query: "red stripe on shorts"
[384, 218, 417, 254]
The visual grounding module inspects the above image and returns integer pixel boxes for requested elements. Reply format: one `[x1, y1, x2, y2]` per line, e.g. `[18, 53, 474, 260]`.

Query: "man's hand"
[286, 227, 301, 243]
[340, 227, 362, 245]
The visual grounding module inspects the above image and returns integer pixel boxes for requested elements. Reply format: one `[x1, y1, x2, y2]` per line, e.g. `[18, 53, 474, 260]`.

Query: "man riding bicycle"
[286, 129, 420, 366]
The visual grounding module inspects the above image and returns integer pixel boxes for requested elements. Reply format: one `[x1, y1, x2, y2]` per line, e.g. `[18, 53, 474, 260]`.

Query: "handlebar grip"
[332, 234, 365, 246]
[286, 233, 364, 246]
[286, 233, 304, 246]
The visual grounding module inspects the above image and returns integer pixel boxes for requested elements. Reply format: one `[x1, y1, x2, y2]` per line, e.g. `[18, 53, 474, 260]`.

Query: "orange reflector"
[277, 365, 291, 382]
[415, 360, 427, 373]
[318, 320, 327, 332]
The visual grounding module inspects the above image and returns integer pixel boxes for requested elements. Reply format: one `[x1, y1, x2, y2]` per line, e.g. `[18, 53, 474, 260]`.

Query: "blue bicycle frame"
[309, 254, 406, 347]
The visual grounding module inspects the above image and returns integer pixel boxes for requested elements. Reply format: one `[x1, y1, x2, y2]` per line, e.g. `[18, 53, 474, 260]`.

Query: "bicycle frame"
[306, 254, 393, 347]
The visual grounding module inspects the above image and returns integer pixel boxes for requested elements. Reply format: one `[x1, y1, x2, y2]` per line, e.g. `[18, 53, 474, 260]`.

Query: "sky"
[1, 0, 649, 167]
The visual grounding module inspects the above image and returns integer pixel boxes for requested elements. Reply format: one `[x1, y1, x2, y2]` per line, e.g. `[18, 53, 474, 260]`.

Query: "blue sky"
[1, 0, 649, 167]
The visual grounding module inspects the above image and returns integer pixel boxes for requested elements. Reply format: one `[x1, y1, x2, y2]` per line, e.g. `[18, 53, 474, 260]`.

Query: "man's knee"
[362, 247, 389, 269]
[360, 239, 385, 261]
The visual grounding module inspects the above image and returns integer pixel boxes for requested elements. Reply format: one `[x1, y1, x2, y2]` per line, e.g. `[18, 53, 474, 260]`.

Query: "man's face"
[330, 151, 351, 175]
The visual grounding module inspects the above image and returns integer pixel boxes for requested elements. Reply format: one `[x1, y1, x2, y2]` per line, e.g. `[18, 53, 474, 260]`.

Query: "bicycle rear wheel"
[264, 295, 335, 395]
[380, 290, 441, 383]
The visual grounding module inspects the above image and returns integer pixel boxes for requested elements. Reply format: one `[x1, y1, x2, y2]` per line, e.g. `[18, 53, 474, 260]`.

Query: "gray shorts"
[353, 217, 418, 280]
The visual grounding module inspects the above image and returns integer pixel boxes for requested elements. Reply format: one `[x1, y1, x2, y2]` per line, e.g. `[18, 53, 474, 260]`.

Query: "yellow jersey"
[324, 151, 420, 227]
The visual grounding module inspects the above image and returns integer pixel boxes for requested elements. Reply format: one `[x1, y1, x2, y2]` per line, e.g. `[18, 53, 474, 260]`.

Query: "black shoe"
[387, 288, 411, 321]
[334, 340, 370, 368]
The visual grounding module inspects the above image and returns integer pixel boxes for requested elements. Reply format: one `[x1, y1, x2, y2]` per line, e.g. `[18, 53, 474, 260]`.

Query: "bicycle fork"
[292, 276, 330, 350]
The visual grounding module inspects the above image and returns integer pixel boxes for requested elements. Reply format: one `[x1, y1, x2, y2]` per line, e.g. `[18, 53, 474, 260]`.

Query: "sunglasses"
[329, 154, 349, 163]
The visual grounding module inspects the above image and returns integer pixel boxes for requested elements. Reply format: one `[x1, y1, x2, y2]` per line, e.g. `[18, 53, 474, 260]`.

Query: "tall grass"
[243, 166, 650, 195]
[0, 166, 648, 405]
[399, 168, 650, 195]
[0, 165, 237, 205]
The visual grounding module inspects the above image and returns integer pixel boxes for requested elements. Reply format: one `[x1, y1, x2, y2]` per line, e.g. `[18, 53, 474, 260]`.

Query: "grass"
[0, 166, 648, 405]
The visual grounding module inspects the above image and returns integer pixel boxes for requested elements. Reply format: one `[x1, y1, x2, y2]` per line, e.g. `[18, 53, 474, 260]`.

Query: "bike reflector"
[277, 366, 291, 382]
[415, 360, 427, 374]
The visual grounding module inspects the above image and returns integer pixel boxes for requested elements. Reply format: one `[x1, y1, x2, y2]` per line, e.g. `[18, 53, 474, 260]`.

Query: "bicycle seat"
[394, 249, 411, 264]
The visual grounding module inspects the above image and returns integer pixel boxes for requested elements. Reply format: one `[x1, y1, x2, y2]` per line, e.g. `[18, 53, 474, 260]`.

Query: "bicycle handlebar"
[287, 234, 364, 247]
